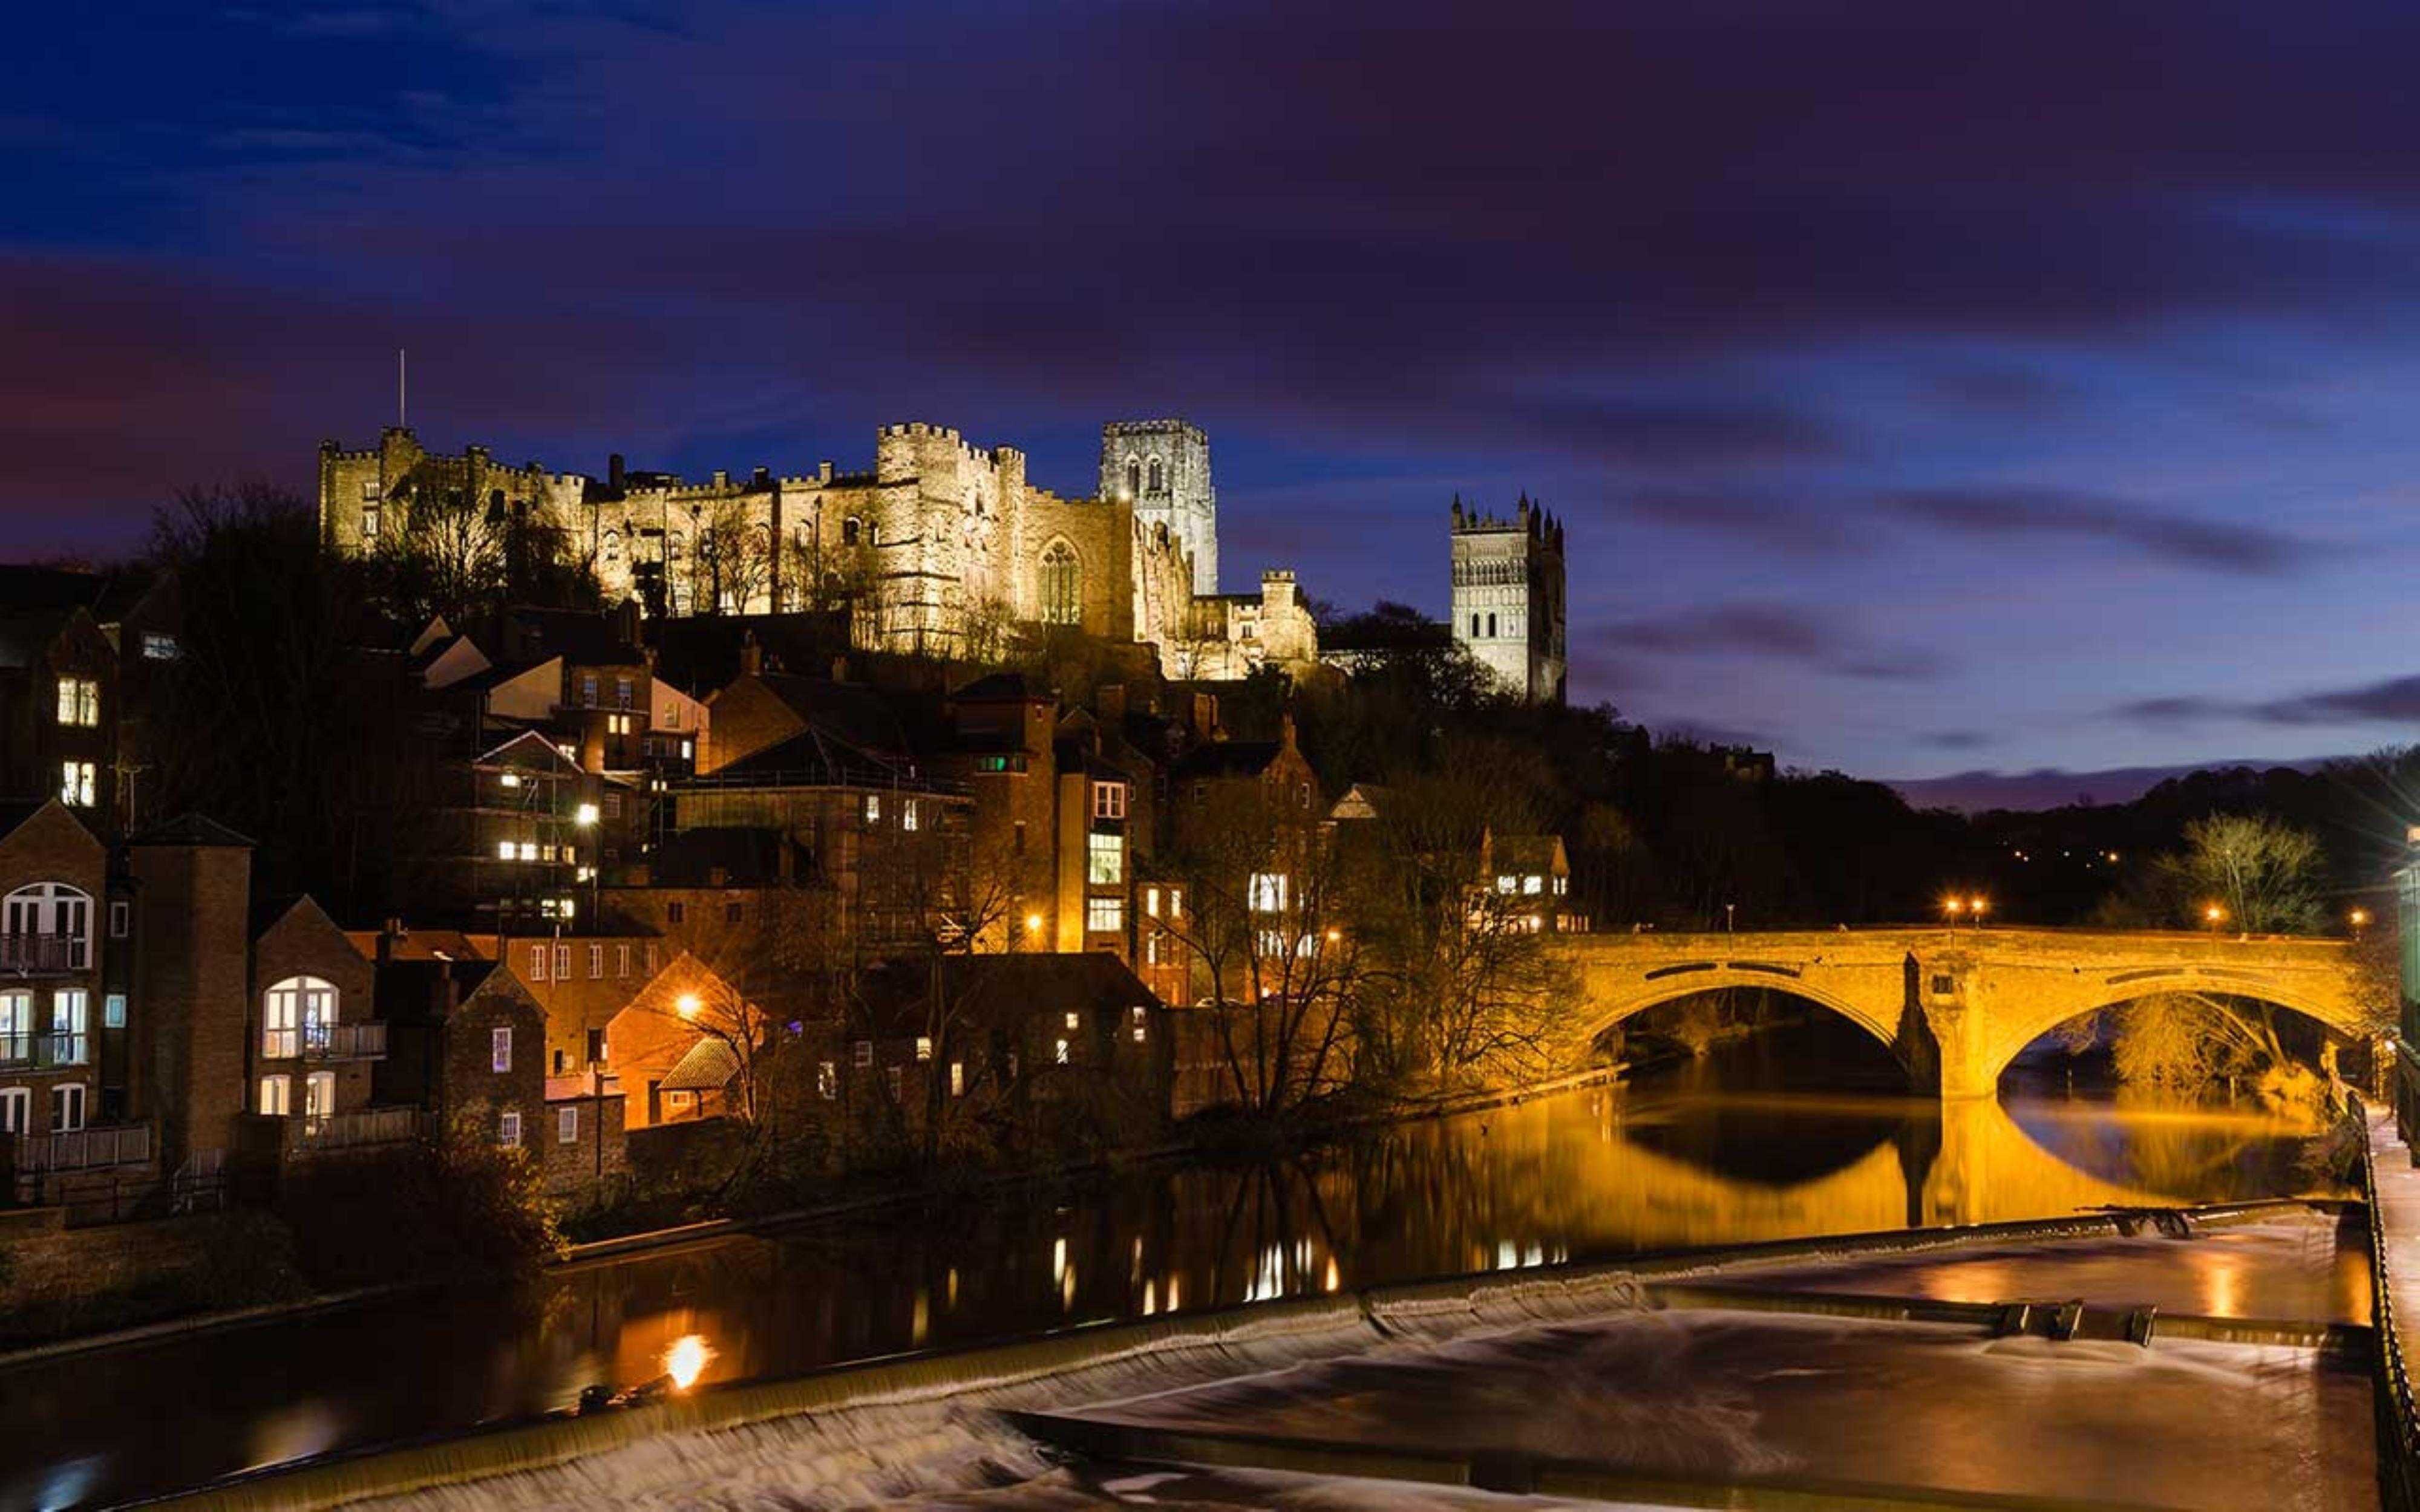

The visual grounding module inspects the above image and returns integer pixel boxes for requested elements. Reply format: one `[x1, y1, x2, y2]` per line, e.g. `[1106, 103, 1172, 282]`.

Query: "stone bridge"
[1551, 927, 2376, 1100]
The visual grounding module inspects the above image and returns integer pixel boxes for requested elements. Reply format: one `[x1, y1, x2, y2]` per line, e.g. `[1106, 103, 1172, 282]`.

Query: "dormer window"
[56, 678, 99, 728]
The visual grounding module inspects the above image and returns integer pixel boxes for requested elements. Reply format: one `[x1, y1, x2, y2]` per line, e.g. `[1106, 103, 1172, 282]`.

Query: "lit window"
[103, 992, 125, 1028]
[1524, 875, 1542, 895]
[1087, 896, 1123, 934]
[949, 1061, 965, 1097]
[55, 677, 99, 728]
[915, 1035, 933, 1063]
[1145, 886, 1161, 918]
[1092, 781, 1126, 820]
[140, 631, 178, 660]
[817, 1061, 837, 1100]
[519, 841, 537, 861]
[499, 1109, 521, 1147]
[1249, 873, 1288, 913]
[904, 799, 919, 832]
[501, 772, 521, 789]
[60, 761, 95, 807]
[1496, 875, 1517, 894]
[258, 1074, 291, 1116]
[1055, 1038, 1071, 1064]
[1169, 888, 1182, 920]
[558, 1106, 580, 1144]
[492, 1026, 513, 1072]
[1040, 541, 1081, 625]
[499, 840, 517, 861]
[681, 740, 693, 759]
[852, 1039, 874, 1069]
[1087, 833, 1124, 885]
[1064, 1011, 1081, 1031]
[863, 793, 881, 824]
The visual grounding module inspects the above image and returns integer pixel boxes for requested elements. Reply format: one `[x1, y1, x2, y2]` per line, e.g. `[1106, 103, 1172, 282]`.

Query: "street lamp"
[676, 992, 702, 1020]
[574, 802, 601, 927]
[2203, 903, 2226, 933]
[1968, 895, 1989, 928]
[1942, 896, 1965, 929]
[2352, 908, 2372, 937]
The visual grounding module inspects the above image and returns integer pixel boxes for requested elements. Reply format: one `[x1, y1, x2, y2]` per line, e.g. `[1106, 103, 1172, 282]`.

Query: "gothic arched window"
[1125, 459, 1142, 498]
[1487, 613, 1497, 637]
[602, 530, 622, 565]
[1148, 457, 1165, 495]
[1040, 541, 1082, 625]
[843, 518, 860, 546]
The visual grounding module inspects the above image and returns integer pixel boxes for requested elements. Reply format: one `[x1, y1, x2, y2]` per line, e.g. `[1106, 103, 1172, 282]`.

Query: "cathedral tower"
[1450, 494, 1567, 704]
[1100, 419, 1217, 595]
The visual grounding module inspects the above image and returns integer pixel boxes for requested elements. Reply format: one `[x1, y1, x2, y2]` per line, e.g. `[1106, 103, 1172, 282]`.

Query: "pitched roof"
[950, 671, 1048, 704]
[1490, 833, 1568, 873]
[856, 953, 1159, 1035]
[649, 827, 808, 888]
[505, 607, 644, 667]
[658, 1035, 741, 1092]
[131, 813, 255, 848]
[1171, 739, 1283, 780]
[754, 673, 914, 760]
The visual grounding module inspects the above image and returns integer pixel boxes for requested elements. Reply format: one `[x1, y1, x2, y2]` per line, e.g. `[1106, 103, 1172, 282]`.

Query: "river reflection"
[0, 1028, 2353, 1510]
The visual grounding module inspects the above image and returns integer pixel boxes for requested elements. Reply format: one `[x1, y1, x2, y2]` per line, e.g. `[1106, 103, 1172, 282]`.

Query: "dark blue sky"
[10, 2, 2420, 804]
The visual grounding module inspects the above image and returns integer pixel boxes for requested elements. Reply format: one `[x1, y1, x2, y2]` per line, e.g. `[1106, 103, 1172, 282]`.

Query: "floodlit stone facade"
[1450, 495, 1568, 704]
[319, 418, 1307, 683]
[1099, 419, 1217, 595]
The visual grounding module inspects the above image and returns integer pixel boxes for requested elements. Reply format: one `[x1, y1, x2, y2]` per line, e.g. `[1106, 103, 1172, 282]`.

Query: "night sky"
[11, 2, 2420, 807]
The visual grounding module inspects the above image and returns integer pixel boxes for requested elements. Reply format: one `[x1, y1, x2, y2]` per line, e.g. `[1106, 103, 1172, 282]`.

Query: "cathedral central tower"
[1100, 419, 1217, 595]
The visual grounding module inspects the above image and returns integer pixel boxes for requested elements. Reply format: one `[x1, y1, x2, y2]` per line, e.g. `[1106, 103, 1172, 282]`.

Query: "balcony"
[0, 1031, 90, 1069]
[288, 1106, 421, 1155]
[8, 1122, 152, 1174]
[260, 1022, 387, 1062]
[0, 933, 89, 975]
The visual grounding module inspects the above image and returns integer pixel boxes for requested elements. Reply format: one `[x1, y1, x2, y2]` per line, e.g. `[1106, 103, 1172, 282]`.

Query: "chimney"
[740, 631, 762, 677]
[1280, 711, 1298, 751]
[608, 453, 626, 493]
[378, 917, 406, 964]
[1097, 683, 1127, 731]
[830, 654, 850, 683]
[751, 466, 771, 489]
[1190, 691, 1222, 743]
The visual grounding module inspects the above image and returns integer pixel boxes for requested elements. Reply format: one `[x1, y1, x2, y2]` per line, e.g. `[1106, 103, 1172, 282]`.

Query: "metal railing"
[8, 1121, 152, 1173]
[260, 1022, 387, 1061]
[2, 1031, 90, 1067]
[0, 933, 88, 973]
[290, 1106, 420, 1152]
[2355, 1094, 2420, 1511]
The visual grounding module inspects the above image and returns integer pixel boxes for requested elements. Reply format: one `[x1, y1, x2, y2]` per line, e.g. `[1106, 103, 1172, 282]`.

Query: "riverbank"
[162, 1199, 2374, 1512]
[0, 1067, 1626, 1363]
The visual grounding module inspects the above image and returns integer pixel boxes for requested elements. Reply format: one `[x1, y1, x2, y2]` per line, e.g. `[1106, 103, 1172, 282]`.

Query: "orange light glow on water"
[663, 1333, 713, 1390]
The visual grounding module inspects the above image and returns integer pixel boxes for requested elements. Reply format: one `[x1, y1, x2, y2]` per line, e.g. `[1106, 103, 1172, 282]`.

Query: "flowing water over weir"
[0, 1026, 2389, 1510]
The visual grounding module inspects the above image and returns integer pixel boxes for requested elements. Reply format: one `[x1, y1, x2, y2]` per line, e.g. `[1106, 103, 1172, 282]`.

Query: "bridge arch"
[1574, 966, 1914, 1075]
[1973, 969, 2372, 1092]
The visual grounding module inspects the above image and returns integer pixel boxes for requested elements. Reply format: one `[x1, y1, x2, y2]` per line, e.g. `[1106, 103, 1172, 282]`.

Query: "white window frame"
[59, 760, 95, 807]
[589, 943, 604, 979]
[1092, 781, 1127, 820]
[1086, 896, 1123, 935]
[558, 1105, 580, 1144]
[528, 943, 548, 980]
[499, 1109, 522, 1147]
[0, 1086, 28, 1134]
[492, 1026, 513, 1073]
[50, 989, 88, 1066]
[261, 976, 335, 1059]
[305, 1070, 336, 1121]
[258, 1073, 290, 1116]
[1087, 833, 1124, 886]
[51, 1081, 84, 1132]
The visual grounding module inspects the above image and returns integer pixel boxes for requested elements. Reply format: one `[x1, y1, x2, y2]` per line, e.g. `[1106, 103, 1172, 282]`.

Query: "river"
[0, 1022, 2359, 1510]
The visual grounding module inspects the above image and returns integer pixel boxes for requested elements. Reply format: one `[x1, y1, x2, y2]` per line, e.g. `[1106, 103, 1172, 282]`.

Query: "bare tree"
[695, 500, 775, 614]
[1157, 784, 1358, 1113]
[2161, 813, 2325, 935]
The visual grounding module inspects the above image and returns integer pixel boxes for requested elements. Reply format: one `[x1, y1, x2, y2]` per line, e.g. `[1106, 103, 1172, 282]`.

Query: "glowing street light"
[575, 802, 600, 827]
[2203, 903, 2227, 933]
[676, 992, 702, 1020]
[2352, 908, 2372, 936]
[1968, 895, 1989, 925]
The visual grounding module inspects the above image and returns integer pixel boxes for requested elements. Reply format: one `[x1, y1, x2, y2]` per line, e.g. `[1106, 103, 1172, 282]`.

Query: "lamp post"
[2203, 902, 2226, 935]
[1942, 895, 1965, 934]
[1968, 895, 1989, 931]
[2352, 907, 2372, 939]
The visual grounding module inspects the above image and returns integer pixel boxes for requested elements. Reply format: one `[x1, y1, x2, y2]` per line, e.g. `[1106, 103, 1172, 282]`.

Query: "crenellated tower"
[1450, 493, 1567, 704]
